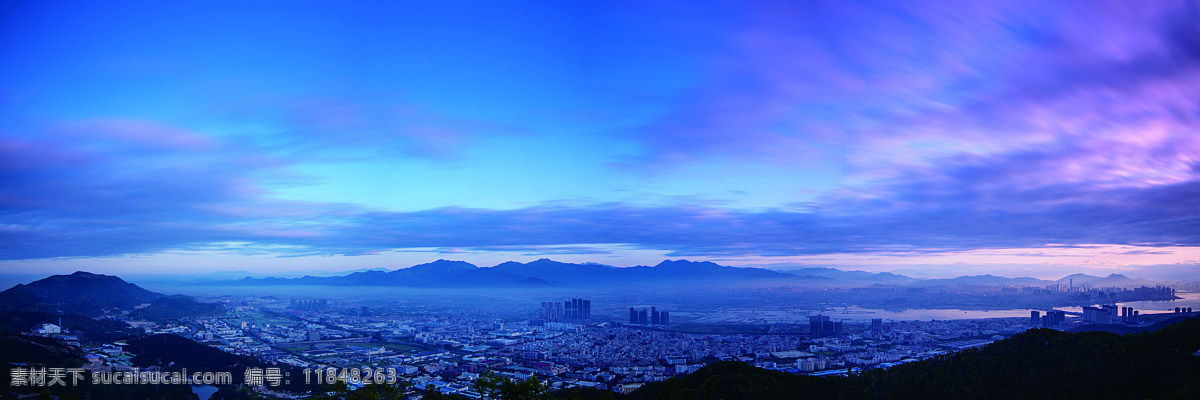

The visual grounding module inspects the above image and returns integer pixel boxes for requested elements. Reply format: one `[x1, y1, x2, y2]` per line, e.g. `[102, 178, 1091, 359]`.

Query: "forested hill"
[624, 316, 1200, 400]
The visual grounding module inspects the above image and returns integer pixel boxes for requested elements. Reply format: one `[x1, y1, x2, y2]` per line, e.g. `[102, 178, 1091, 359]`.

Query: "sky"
[2, 0, 1200, 280]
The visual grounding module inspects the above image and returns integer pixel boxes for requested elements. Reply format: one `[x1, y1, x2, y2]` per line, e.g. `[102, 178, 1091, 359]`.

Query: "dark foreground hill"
[0, 332, 84, 367]
[2, 334, 323, 400]
[0, 271, 161, 316]
[0, 272, 221, 322]
[0, 333, 196, 400]
[127, 294, 225, 321]
[623, 316, 1200, 400]
[0, 310, 139, 342]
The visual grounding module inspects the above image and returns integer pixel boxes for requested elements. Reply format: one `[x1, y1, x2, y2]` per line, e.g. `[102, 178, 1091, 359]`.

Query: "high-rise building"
[1046, 310, 1066, 327]
[871, 318, 883, 335]
[1083, 306, 1116, 324]
[291, 299, 332, 311]
[555, 298, 591, 321]
[539, 301, 558, 323]
[809, 315, 830, 338]
[1030, 311, 1041, 326]
[628, 305, 667, 325]
[543, 298, 591, 323]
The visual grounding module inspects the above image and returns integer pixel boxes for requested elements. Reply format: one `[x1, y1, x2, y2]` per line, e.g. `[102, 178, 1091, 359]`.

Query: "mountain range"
[0, 262, 1163, 305]
[1056, 273, 1153, 287]
[163, 259, 1161, 289]
[207, 259, 796, 289]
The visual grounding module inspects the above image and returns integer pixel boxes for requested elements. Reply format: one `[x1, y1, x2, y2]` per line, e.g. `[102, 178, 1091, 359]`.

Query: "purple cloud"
[617, 0, 1199, 172]
[3, 1, 1199, 264]
[6, 133, 1200, 260]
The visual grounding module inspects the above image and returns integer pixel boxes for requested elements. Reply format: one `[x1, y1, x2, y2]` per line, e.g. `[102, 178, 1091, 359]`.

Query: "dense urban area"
[14, 278, 1196, 399]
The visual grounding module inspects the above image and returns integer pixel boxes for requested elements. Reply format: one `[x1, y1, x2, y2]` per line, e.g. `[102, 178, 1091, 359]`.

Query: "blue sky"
[3, 0, 1200, 279]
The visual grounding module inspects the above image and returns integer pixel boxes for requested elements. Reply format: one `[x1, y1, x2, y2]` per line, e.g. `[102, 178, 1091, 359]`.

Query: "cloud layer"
[2, 0, 1198, 269]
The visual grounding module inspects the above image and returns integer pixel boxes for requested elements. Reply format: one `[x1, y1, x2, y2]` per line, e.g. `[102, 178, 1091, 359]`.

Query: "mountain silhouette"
[0, 271, 162, 316]
[184, 259, 1161, 290]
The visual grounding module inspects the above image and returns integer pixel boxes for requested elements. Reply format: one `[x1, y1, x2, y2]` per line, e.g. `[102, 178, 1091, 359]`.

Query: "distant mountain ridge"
[188, 259, 1162, 289]
[1056, 273, 1154, 288]
[208, 259, 801, 288]
[915, 274, 1052, 287]
[785, 267, 919, 284]
[4, 261, 1157, 293]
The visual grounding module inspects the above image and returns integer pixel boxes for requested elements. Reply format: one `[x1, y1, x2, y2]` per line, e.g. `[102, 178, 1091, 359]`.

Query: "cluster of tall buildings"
[290, 299, 327, 310]
[809, 315, 843, 338]
[536, 298, 591, 325]
[1082, 305, 1144, 324]
[1030, 310, 1065, 327]
[628, 306, 669, 325]
[1120, 306, 1139, 323]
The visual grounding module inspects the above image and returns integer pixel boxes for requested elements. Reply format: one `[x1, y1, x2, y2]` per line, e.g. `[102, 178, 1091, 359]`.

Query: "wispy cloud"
[618, 0, 1200, 176]
[3, 0, 1198, 272]
[434, 245, 615, 256]
[5, 143, 1200, 259]
[219, 97, 523, 161]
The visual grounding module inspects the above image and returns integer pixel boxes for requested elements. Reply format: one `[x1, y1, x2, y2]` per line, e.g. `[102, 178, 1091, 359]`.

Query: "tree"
[475, 371, 551, 400]
[310, 380, 412, 400]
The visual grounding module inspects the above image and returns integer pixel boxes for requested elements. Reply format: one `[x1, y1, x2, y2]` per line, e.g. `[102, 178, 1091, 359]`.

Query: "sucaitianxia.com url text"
[10, 367, 233, 387]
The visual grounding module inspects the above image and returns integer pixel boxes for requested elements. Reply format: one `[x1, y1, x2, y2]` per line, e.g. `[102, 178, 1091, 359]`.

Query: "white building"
[36, 323, 61, 334]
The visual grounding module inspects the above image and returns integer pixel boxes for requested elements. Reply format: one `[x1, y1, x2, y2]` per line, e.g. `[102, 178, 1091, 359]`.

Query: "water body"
[191, 385, 218, 400]
[1055, 291, 1200, 315]
[821, 306, 1040, 321]
[815, 292, 1200, 322]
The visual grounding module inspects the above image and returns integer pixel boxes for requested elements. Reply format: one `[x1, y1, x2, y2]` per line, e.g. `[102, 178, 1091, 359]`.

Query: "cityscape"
[4, 0, 1200, 399]
[1, 266, 1198, 398]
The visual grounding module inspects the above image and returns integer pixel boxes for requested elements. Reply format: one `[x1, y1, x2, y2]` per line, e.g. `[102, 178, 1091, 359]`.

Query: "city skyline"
[3, 1, 1200, 280]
